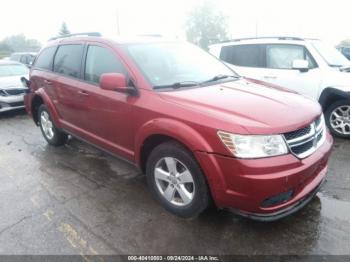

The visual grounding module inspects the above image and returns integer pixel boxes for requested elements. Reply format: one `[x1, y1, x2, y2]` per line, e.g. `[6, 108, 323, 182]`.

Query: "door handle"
[44, 80, 53, 85]
[78, 90, 89, 96]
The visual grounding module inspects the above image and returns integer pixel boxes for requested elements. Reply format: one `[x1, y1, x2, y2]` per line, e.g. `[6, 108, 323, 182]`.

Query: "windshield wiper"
[201, 74, 239, 84]
[153, 81, 200, 90]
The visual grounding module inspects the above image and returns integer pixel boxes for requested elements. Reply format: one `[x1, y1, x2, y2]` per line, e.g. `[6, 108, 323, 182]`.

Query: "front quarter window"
[126, 42, 238, 88]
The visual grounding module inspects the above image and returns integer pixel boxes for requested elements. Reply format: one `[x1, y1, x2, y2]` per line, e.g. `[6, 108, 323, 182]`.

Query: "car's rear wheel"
[146, 141, 210, 218]
[38, 104, 68, 146]
[325, 99, 350, 138]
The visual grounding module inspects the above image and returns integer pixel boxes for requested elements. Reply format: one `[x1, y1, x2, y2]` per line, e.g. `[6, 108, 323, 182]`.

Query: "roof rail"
[219, 36, 305, 43]
[49, 32, 102, 41]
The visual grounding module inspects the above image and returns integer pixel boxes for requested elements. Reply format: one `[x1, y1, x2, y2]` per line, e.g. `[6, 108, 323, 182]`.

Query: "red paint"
[100, 73, 127, 91]
[25, 37, 333, 217]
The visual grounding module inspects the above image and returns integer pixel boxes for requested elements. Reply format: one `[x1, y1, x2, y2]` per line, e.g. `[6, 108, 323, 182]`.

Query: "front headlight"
[217, 131, 288, 158]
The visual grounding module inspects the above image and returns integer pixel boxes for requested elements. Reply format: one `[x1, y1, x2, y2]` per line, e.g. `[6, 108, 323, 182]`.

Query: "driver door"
[259, 44, 322, 99]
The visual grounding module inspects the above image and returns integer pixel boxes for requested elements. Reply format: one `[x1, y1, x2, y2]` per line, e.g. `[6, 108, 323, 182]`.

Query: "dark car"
[10, 52, 37, 66]
[24, 33, 333, 221]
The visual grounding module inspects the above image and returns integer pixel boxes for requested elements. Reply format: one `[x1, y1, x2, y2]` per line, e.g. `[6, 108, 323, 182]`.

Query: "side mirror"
[20, 77, 31, 88]
[292, 59, 309, 73]
[99, 73, 136, 95]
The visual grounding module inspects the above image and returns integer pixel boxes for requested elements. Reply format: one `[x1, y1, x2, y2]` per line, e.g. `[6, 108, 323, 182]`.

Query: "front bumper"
[229, 178, 324, 221]
[195, 131, 333, 221]
[0, 95, 25, 112]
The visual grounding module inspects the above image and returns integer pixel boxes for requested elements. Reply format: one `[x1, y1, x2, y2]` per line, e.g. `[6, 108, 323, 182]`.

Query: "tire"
[325, 99, 350, 139]
[146, 141, 210, 218]
[38, 104, 68, 146]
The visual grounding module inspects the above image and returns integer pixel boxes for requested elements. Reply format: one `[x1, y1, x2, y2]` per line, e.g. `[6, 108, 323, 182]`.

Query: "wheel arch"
[319, 87, 350, 111]
[32, 88, 62, 128]
[135, 118, 213, 174]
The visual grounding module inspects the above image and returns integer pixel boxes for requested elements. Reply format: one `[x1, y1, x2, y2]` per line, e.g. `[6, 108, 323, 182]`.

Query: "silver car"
[0, 61, 29, 112]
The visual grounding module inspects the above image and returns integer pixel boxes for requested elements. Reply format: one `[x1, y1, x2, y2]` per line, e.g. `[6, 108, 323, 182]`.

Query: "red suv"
[24, 34, 333, 221]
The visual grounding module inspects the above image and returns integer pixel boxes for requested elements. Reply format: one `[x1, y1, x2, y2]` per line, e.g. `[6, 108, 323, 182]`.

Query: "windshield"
[126, 42, 238, 88]
[312, 41, 350, 67]
[0, 64, 29, 77]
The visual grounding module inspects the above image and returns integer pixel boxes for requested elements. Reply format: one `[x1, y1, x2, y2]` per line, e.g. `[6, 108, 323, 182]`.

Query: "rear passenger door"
[51, 44, 86, 130]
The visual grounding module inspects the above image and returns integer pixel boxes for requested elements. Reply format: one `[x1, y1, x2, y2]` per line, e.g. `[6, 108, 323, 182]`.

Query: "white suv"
[209, 37, 350, 138]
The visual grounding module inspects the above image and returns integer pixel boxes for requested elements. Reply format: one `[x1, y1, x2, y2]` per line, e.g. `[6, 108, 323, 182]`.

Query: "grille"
[283, 116, 325, 159]
[4, 89, 27, 96]
[292, 140, 314, 155]
[284, 125, 311, 141]
[8, 101, 24, 107]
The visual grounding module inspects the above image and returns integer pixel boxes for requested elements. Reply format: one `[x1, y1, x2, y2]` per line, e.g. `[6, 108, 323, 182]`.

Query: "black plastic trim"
[319, 87, 350, 110]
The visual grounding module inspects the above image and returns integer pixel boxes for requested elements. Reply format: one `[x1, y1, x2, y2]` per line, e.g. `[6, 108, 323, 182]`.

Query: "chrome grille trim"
[283, 116, 326, 159]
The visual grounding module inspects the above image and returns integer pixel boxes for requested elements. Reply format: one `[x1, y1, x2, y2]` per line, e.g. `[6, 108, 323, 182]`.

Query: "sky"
[0, 0, 349, 46]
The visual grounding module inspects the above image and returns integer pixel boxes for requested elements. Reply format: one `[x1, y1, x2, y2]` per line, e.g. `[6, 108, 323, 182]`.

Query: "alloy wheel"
[154, 157, 195, 207]
[330, 105, 350, 135]
[40, 111, 54, 140]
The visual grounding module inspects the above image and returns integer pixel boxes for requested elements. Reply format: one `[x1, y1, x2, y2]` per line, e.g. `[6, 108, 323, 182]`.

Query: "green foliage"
[0, 34, 41, 58]
[185, 1, 229, 50]
[59, 22, 71, 36]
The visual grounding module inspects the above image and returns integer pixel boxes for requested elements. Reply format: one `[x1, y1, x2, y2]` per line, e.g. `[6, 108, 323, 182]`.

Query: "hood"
[323, 68, 350, 92]
[159, 79, 321, 134]
[0, 75, 28, 90]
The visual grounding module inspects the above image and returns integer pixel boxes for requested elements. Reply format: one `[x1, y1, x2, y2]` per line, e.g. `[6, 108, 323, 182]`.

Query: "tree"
[59, 22, 71, 36]
[0, 34, 41, 54]
[185, 1, 229, 50]
[0, 42, 13, 59]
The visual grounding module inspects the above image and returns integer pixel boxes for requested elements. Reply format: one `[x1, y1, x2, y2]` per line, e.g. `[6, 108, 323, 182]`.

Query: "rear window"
[53, 44, 84, 78]
[0, 64, 29, 77]
[10, 54, 20, 61]
[34, 47, 57, 70]
[220, 44, 265, 67]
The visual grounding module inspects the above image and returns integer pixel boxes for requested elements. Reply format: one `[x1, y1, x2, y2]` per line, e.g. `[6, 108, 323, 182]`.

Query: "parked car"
[209, 37, 350, 138]
[337, 46, 350, 60]
[0, 61, 29, 112]
[24, 34, 333, 221]
[10, 52, 37, 66]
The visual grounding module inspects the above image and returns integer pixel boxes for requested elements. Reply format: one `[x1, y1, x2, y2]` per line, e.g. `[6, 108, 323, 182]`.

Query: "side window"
[220, 44, 265, 68]
[266, 44, 317, 69]
[20, 55, 28, 64]
[34, 47, 57, 70]
[53, 45, 84, 78]
[84, 45, 126, 84]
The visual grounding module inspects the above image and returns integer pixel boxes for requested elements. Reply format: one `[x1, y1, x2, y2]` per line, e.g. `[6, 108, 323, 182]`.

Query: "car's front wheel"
[38, 104, 68, 146]
[146, 141, 210, 218]
[325, 100, 350, 138]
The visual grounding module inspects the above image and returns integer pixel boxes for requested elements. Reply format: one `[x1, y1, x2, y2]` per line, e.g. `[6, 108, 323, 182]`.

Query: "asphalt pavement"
[0, 109, 350, 256]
